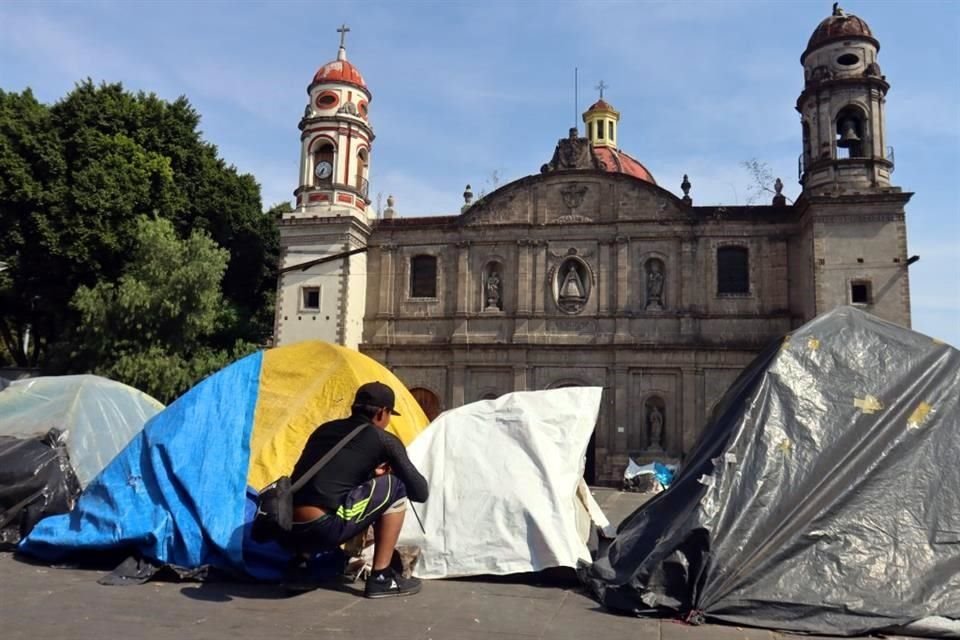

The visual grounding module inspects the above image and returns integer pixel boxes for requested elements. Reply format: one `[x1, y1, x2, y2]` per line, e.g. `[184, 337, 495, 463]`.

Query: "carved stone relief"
[560, 184, 588, 211]
[551, 254, 592, 315]
[540, 128, 596, 173]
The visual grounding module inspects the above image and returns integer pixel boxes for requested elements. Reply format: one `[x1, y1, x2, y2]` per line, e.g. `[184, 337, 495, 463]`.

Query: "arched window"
[312, 141, 335, 186]
[410, 255, 438, 298]
[717, 246, 749, 295]
[356, 148, 368, 196]
[835, 106, 866, 159]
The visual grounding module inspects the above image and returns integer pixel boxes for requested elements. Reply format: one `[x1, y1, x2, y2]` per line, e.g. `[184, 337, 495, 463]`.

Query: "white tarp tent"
[397, 387, 611, 579]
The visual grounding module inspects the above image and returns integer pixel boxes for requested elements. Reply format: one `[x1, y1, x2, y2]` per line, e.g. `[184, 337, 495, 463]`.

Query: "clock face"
[314, 161, 332, 180]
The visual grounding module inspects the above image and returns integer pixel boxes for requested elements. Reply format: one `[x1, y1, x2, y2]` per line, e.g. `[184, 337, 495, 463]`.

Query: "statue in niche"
[557, 262, 586, 312]
[645, 260, 664, 310]
[485, 270, 502, 310]
[647, 404, 664, 450]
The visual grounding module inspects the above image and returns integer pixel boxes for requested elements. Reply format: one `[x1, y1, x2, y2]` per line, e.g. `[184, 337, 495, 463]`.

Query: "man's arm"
[377, 430, 429, 502]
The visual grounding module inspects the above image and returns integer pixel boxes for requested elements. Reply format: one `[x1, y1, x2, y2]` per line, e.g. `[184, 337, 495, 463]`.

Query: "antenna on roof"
[574, 67, 579, 134]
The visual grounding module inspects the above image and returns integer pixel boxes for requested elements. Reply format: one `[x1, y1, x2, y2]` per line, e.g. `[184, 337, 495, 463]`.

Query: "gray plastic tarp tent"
[0, 375, 163, 545]
[582, 307, 959, 636]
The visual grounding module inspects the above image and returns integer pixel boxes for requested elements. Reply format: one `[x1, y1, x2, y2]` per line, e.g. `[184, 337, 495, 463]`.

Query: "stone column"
[451, 365, 466, 407]
[533, 240, 547, 315]
[614, 236, 631, 341]
[512, 364, 528, 392]
[681, 368, 698, 457]
[613, 366, 629, 452]
[679, 235, 695, 311]
[455, 240, 471, 315]
[377, 244, 396, 317]
[598, 240, 611, 314]
[516, 240, 532, 314]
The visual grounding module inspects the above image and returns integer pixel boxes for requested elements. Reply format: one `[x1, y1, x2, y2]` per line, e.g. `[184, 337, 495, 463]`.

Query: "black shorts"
[290, 474, 407, 552]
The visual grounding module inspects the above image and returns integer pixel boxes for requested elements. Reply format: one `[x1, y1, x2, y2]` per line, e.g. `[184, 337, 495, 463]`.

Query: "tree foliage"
[72, 216, 252, 402]
[0, 81, 278, 395]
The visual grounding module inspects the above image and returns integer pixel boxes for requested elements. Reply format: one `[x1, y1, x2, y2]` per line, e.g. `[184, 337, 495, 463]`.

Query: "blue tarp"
[19, 352, 272, 574]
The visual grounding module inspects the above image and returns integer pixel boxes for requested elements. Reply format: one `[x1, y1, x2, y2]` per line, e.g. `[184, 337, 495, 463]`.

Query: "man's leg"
[332, 475, 421, 598]
[372, 505, 404, 571]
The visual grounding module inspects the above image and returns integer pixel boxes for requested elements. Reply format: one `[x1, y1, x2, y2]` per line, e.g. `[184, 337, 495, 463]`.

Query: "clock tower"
[294, 23, 374, 217]
[274, 25, 373, 348]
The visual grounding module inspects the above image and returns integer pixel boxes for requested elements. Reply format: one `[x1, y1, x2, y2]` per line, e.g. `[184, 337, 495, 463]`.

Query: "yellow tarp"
[247, 341, 429, 491]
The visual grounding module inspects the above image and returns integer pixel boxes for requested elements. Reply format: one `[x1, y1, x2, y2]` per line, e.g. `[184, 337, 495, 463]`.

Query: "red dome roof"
[804, 9, 878, 60]
[312, 58, 367, 90]
[586, 99, 615, 113]
[593, 146, 656, 185]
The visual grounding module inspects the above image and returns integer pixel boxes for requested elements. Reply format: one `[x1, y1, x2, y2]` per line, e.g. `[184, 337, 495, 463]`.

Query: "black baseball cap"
[354, 381, 402, 416]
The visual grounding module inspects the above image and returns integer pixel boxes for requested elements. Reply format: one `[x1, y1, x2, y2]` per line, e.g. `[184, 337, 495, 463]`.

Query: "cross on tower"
[596, 80, 608, 99]
[337, 23, 350, 49]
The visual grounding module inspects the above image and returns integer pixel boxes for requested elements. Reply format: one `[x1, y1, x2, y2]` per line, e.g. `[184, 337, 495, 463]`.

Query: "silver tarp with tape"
[582, 306, 960, 636]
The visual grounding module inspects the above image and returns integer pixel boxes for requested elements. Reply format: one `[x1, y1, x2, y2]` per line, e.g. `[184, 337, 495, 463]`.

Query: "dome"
[312, 58, 367, 90]
[803, 6, 878, 61]
[593, 146, 656, 185]
[586, 99, 616, 113]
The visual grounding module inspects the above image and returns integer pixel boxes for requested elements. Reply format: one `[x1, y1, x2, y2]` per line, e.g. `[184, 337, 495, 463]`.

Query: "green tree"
[71, 216, 254, 402]
[0, 81, 278, 378]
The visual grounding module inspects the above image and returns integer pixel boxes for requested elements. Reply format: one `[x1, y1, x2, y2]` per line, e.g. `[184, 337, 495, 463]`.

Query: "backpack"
[251, 422, 367, 543]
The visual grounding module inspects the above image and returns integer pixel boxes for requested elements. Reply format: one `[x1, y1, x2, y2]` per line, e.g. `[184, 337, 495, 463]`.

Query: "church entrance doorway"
[409, 387, 442, 422]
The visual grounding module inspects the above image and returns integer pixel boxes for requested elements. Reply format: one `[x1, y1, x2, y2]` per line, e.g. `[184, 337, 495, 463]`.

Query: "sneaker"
[364, 569, 422, 599]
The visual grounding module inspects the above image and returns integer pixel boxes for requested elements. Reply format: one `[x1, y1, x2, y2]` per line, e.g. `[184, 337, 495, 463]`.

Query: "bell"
[837, 119, 861, 148]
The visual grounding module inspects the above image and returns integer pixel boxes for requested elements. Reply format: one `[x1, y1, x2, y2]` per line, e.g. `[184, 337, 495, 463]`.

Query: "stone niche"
[466, 367, 513, 403]
[628, 370, 679, 456]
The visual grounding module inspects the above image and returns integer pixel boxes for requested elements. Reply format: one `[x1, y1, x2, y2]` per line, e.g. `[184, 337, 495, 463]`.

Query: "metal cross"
[595, 80, 608, 99]
[337, 24, 350, 48]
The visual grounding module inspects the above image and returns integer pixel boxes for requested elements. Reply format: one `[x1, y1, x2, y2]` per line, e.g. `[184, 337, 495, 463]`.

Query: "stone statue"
[648, 404, 664, 450]
[646, 261, 664, 310]
[541, 128, 596, 173]
[485, 270, 502, 310]
[559, 264, 585, 301]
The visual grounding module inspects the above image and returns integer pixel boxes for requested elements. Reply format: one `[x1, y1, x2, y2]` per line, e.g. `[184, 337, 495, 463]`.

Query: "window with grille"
[410, 255, 438, 298]
[717, 246, 750, 295]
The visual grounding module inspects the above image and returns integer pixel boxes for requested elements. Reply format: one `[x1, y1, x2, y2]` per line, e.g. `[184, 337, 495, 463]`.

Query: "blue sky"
[2, 0, 958, 344]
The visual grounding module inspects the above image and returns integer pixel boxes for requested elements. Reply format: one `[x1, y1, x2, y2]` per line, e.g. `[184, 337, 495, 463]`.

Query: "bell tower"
[797, 3, 892, 192]
[275, 25, 373, 349]
[294, 23, 374, 218]
[792, 5, 913, 329]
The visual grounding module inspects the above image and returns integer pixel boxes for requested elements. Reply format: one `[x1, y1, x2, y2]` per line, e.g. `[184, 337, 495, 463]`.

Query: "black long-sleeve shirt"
[291, 414, 429, 511]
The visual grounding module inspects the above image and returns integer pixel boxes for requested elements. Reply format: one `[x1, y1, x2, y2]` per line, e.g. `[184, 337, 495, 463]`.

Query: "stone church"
[274, 7, 913, 483]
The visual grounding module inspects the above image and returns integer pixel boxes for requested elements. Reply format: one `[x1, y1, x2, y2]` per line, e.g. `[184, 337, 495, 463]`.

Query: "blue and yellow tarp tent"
[18, 342, 428, 578]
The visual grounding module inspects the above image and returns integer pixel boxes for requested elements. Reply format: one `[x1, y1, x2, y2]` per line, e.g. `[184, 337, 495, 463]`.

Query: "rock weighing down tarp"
[0, 375, 163, 546]
[582, 306, 960, 636]
[18, 342, 428, 580]
[398, 387, 612, 579]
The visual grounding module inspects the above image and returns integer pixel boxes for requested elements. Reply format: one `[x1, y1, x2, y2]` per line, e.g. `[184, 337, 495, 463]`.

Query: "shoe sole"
[364, 583, 423, 599]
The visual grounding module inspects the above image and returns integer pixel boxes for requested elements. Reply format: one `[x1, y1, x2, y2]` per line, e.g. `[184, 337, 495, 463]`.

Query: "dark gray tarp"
[0, 429, 81, 548]
[582, 306, 960, 635]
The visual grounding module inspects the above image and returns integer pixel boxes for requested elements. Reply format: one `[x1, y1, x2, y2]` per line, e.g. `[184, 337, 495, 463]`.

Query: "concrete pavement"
[0, 488, 915, 640]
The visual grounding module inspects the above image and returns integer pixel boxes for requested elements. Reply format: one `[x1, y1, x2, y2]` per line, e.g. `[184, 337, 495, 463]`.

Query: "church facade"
[274, 8, 913, 483]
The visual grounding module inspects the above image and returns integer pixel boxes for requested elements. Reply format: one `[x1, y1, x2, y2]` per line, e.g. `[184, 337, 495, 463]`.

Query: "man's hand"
[373, 462, 392, 477]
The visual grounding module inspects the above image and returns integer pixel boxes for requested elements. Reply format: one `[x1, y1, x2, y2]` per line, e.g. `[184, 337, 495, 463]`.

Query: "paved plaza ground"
[0, 489, 914, 640]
